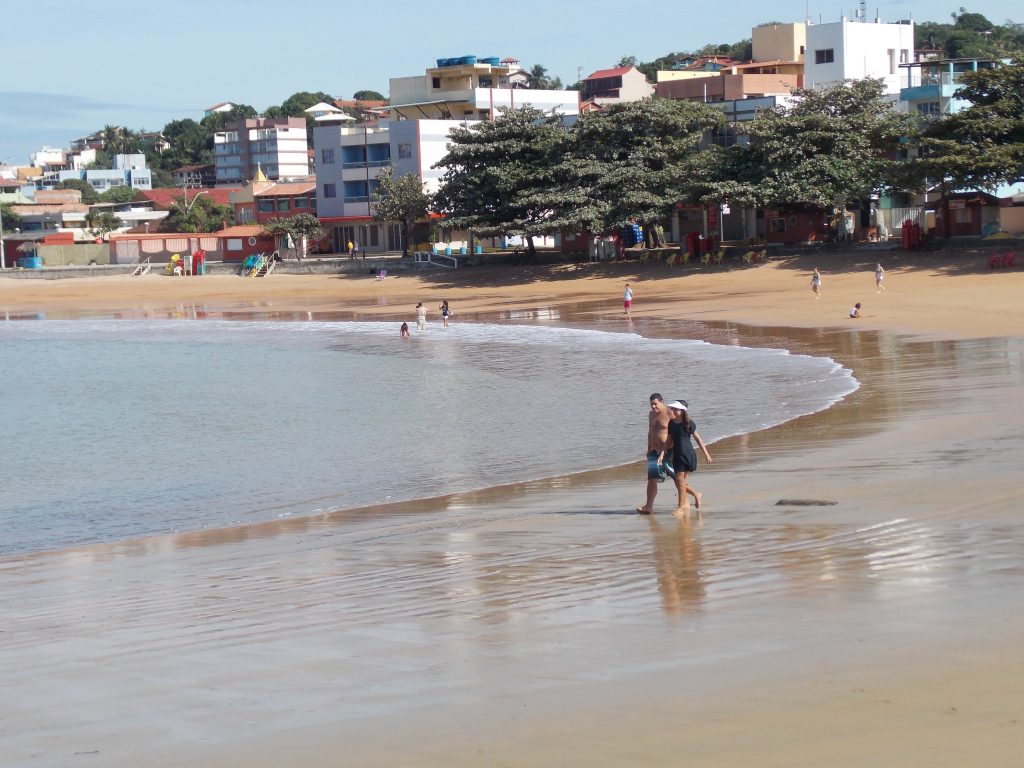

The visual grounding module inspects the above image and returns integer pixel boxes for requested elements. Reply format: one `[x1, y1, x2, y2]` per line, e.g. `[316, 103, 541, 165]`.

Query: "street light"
[179, 187, 207, 214]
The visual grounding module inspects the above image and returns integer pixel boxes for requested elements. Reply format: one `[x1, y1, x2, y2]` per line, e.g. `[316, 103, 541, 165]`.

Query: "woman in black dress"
[666, 400, 712, 517]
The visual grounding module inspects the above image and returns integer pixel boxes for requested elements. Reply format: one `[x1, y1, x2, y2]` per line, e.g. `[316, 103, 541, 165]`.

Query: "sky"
[1, 0, 1020, 165]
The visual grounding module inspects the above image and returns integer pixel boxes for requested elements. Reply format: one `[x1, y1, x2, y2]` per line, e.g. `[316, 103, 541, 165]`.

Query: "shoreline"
[3, 258, 1023, 766]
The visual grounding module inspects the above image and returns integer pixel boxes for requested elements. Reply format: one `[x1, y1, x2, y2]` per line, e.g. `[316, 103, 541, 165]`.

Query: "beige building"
[752, 22, 806, 62]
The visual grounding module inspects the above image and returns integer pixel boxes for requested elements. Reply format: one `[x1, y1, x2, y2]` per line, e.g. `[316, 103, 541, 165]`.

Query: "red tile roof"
[253, 181, 316, 197]
[586, 66, 633, 80]
[137, 188, 239, 209]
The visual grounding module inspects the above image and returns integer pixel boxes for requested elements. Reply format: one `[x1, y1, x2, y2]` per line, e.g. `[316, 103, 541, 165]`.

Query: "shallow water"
[0, 318, 856, 554]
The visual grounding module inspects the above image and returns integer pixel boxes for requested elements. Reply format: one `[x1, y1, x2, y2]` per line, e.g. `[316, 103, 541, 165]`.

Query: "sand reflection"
[647, 515, 705, 614]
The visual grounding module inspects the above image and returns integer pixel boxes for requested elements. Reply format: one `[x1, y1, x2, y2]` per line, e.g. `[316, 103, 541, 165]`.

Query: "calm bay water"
[0, 318, 857, 554]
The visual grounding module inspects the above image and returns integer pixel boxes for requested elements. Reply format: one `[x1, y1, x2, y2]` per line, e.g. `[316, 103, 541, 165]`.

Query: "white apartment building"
[314, 119, 467, 253]
[213, 117, 309, 185]
[389, 56, 579, 120]
[804, 16, 914, 94]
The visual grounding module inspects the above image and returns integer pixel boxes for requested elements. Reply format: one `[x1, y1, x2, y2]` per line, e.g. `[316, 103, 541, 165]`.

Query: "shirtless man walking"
[636, 393, 673, 514]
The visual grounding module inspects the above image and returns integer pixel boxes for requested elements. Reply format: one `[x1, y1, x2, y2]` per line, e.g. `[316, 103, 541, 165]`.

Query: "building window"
[799, 45, 806, 55]
[900, 49, 910, 63]
[888, 49, 896, 75]
[294, 196, 309, 208]
[398, 143, 412, 160]
[815, 49, 834, 64]
[257, 199, 275, 213]
[227, 238, 243, 252]
[321, 148, 335, 164]
[770, 217, 786, 233]
[432, 77, 441, 89]
[323, 183, 337, 198]
[916, 102, 941, 116]
[277, 199, 290, 211]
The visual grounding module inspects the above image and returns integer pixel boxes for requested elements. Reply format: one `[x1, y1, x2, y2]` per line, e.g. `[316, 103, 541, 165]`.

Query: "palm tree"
[528, 64, 551, 89]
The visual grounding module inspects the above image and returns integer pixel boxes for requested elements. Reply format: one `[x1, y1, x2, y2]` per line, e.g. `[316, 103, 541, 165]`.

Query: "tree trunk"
[526, 235, 536, 258]
[401, 219, 409, 258]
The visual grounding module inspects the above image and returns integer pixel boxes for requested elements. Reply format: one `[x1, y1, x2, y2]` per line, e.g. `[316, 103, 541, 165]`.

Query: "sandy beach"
[2, 251, 1023, 767]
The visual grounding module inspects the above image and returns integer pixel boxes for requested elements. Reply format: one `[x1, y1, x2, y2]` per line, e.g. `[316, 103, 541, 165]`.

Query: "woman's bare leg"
[672, 473, 692, 517]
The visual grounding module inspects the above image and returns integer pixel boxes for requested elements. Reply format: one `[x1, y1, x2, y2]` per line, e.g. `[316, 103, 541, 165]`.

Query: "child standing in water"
[665, 400, 712, 518]
[439, 300, 450, 327]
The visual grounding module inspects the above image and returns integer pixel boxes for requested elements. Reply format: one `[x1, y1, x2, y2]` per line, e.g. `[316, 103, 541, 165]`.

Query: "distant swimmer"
[665, 400, 712, 518]
[875, 263, 885, 293]
[637, 393, 673, 514]
[400, 322, 410, 337]
[810, 268, 822, 298]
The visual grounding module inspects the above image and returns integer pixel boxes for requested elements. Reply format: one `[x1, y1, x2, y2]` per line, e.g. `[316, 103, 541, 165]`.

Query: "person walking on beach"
[810, 268, 822, 299]
[665, 400, 712, 517]
[637, 393, 673, 514]
[415, 302, 427, 331]
[354, 239, 362, 260]
[347, 239, 355, 260]
[439, 300, 451, 327]
[623, 283, 633, 317]
[875, 263, 885, 293]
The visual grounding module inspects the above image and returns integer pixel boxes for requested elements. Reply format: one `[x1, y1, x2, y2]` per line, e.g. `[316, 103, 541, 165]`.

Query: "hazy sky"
[1, 0, 1019, 164]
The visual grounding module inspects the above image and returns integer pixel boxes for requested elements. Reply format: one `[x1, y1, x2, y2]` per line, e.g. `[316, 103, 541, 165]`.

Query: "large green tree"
[371, 167, 432, 257]
[917, 59, 1024, 191]
[56, 178, 100, 204]
[707, 78, 913, 212]
[163, 193, 234, 233]
[98, 186, 139, 204]
[433, 107, 568, 255]
[84, 210, 123, 237]
[261, 213, 324, 257]
[555, 97, 724, 235]
[161, 118, 212, 169]
[1, 203, 23, 231]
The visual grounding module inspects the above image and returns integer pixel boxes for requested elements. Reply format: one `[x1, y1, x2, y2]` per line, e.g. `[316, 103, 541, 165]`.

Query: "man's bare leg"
[636, 479, 658, 514]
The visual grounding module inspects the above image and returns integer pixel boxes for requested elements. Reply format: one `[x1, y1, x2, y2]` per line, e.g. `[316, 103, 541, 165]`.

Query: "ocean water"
[0, 319, 857, 554]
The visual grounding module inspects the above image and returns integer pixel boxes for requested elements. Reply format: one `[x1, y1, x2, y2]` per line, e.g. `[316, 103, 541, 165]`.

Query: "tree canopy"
[556, 98, 724, 232]
[917, 58, 1024, 190]
[433, 107, 568, 253]
[162, 193, 234, 233]
[56, 178, 100, 204]
[703, 79, 913, 210]
[353, 90, 385, 101]
[371, 167, 432, 256]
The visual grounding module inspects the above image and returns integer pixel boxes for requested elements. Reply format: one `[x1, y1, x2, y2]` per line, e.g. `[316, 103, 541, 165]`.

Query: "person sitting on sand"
[400, 322, 410, 337]
[850, 302, 861, 318]
[665, 400, 712, 518]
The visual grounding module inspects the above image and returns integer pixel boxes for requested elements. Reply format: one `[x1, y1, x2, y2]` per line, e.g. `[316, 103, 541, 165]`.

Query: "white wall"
[805, 18, 914, 94]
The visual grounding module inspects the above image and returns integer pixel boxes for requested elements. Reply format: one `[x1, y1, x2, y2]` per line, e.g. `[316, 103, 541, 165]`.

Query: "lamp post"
[179, 187, 207, 215]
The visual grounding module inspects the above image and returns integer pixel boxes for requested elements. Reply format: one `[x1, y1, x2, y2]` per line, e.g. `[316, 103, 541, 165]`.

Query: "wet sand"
[2, 254, 1023, 766]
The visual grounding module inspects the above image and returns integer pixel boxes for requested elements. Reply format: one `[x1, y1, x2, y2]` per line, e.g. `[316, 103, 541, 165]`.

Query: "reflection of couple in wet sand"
[636, 393, 712, 517]
[648, 514, 705, 614]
